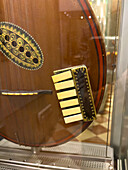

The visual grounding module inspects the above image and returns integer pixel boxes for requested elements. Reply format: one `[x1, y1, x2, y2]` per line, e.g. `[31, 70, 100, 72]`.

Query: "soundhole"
[12, 41, 17, 47]
[19, 46, 24, 52]
[5, 35, 9, 41]
[26, 51, 31, 57]
[0, 29, 2, 35]
[33, 58, 38, 63]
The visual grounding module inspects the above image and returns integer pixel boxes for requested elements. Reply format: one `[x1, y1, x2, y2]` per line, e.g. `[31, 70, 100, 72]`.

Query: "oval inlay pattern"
[0, 22, 43, 70]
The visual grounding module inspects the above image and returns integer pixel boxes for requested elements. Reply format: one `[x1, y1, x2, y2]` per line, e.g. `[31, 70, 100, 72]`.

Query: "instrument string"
[3, 0, 13, 139]
[2, 0, 21, 144]
[0, 0, 11, 137]
[30, 0, 40, 146]
[24, 0, 36, 146]
[10, 0, 24, 144]
[17, 0, 28, 145]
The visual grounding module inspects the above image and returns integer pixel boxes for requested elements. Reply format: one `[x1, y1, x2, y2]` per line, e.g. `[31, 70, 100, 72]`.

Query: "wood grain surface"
[0, 0, 106, 146]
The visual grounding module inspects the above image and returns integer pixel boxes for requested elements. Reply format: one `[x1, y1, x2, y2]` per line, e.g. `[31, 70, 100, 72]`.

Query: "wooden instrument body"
[0, 0, 106, 146]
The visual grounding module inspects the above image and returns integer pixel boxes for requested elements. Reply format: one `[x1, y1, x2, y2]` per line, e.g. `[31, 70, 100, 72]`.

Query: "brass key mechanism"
[52, 65, 96, 124]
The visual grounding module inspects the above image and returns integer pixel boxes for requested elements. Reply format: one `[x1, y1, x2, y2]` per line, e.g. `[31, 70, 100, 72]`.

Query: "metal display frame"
[0, 141, 113, 170]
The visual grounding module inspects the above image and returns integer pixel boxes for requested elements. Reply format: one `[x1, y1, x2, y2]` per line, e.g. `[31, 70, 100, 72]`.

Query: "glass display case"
[0, 0, 123, 169]
[111, 0, 128, 169]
